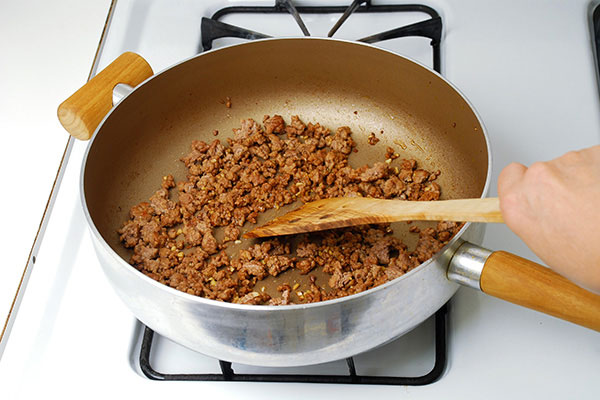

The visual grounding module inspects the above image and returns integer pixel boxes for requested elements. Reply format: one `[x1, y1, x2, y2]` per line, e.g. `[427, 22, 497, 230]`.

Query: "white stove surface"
[1, 1, 599, 399]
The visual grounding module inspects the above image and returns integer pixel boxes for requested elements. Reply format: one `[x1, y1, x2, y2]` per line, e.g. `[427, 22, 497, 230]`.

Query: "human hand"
[498, 145, 600, 294]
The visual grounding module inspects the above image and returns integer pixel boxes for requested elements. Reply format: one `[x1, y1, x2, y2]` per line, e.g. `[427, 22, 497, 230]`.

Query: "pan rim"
[80, 37, 492, 312]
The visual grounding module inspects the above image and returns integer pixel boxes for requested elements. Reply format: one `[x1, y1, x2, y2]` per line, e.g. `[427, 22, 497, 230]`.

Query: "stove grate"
[200, 0, 441, 72]
[138, 304, 448, 385]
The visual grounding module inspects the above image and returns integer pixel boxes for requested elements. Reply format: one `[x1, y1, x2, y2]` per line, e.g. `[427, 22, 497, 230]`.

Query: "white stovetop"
[1, 0, 599, 399]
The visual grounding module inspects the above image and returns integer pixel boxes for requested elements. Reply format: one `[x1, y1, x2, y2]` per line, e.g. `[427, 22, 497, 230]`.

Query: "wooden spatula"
[244, 197, 503, 238]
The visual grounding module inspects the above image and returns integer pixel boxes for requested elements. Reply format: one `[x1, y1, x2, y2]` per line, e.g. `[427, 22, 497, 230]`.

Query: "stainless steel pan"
[58, 38, 600, 367]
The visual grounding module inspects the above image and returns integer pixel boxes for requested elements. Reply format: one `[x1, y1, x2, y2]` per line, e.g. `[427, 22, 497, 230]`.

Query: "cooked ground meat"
[118, 115, 462, 305]
[367, 132, 380, 145]
[385, 146, 399, 160]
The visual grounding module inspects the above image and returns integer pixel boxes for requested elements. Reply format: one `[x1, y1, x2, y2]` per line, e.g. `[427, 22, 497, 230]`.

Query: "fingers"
[497, 162, 529, 233]
[497, 162, 527, 197]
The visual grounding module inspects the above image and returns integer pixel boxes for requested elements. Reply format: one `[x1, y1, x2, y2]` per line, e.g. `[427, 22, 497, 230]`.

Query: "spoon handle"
[383, 197, 503, 222]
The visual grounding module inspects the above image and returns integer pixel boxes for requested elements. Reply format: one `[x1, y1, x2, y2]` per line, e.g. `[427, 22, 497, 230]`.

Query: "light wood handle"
[57, 52, 153, 140]
[480, 251, 600, 331]
[385, 197, 503, 223]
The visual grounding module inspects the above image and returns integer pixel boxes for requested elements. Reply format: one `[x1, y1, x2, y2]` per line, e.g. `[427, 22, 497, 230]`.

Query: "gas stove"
[1, 1, 599, 399]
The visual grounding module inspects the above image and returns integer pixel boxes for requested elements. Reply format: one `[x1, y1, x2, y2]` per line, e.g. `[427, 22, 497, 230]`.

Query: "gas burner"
[200, 0, 441, 71]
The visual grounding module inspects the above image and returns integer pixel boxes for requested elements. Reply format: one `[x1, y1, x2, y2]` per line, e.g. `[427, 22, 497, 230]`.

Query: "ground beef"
[118, 115, 462, 305]
[367, 132, 380, 145]
[385, 146, 400, 160]
[223, 224, 240, 242]
[359, 162, 388, 182]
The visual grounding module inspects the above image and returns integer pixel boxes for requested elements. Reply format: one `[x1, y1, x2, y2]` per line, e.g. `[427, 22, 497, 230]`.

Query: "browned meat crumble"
[118, 115, 461, 305]
[367, 132, 380, 145]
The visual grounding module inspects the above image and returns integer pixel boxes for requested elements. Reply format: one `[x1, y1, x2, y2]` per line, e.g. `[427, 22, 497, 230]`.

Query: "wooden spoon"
[244, 197, 503, 239]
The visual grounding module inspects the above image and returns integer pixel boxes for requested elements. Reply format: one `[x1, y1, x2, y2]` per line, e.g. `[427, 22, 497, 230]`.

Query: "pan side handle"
[448, 242, 600, 331]
[57, 52, 153, 140]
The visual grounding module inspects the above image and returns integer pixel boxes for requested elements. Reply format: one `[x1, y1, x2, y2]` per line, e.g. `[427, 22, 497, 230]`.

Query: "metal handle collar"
[447, 241, 492, 291]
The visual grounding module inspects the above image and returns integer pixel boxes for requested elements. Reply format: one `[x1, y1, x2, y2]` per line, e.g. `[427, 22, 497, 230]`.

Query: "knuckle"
[498, 162, 526, 196]
[561, 150, 581, 162]
[526, 161, 551, 181]
[554, 150, 587, 171]
[502, 162, 524, 174]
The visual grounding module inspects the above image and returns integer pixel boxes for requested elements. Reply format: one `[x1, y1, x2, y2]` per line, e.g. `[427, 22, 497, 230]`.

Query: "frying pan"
[58, 39, 600, 367]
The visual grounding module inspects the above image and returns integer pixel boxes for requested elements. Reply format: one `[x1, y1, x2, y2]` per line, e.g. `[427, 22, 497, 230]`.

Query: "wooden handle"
[480, 251, 600, 331]
[57, 52, 153, 140]
[385, 197, 503, 223]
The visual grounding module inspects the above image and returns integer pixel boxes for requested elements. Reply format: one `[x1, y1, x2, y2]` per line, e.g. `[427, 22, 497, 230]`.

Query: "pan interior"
[84, 39, 488, 297]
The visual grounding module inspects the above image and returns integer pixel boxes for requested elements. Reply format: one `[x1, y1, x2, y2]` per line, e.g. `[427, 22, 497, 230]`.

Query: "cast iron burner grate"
[137, 0, 448, 385]
[200, 0, 441, 72]
[139, 304, 448, 384]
